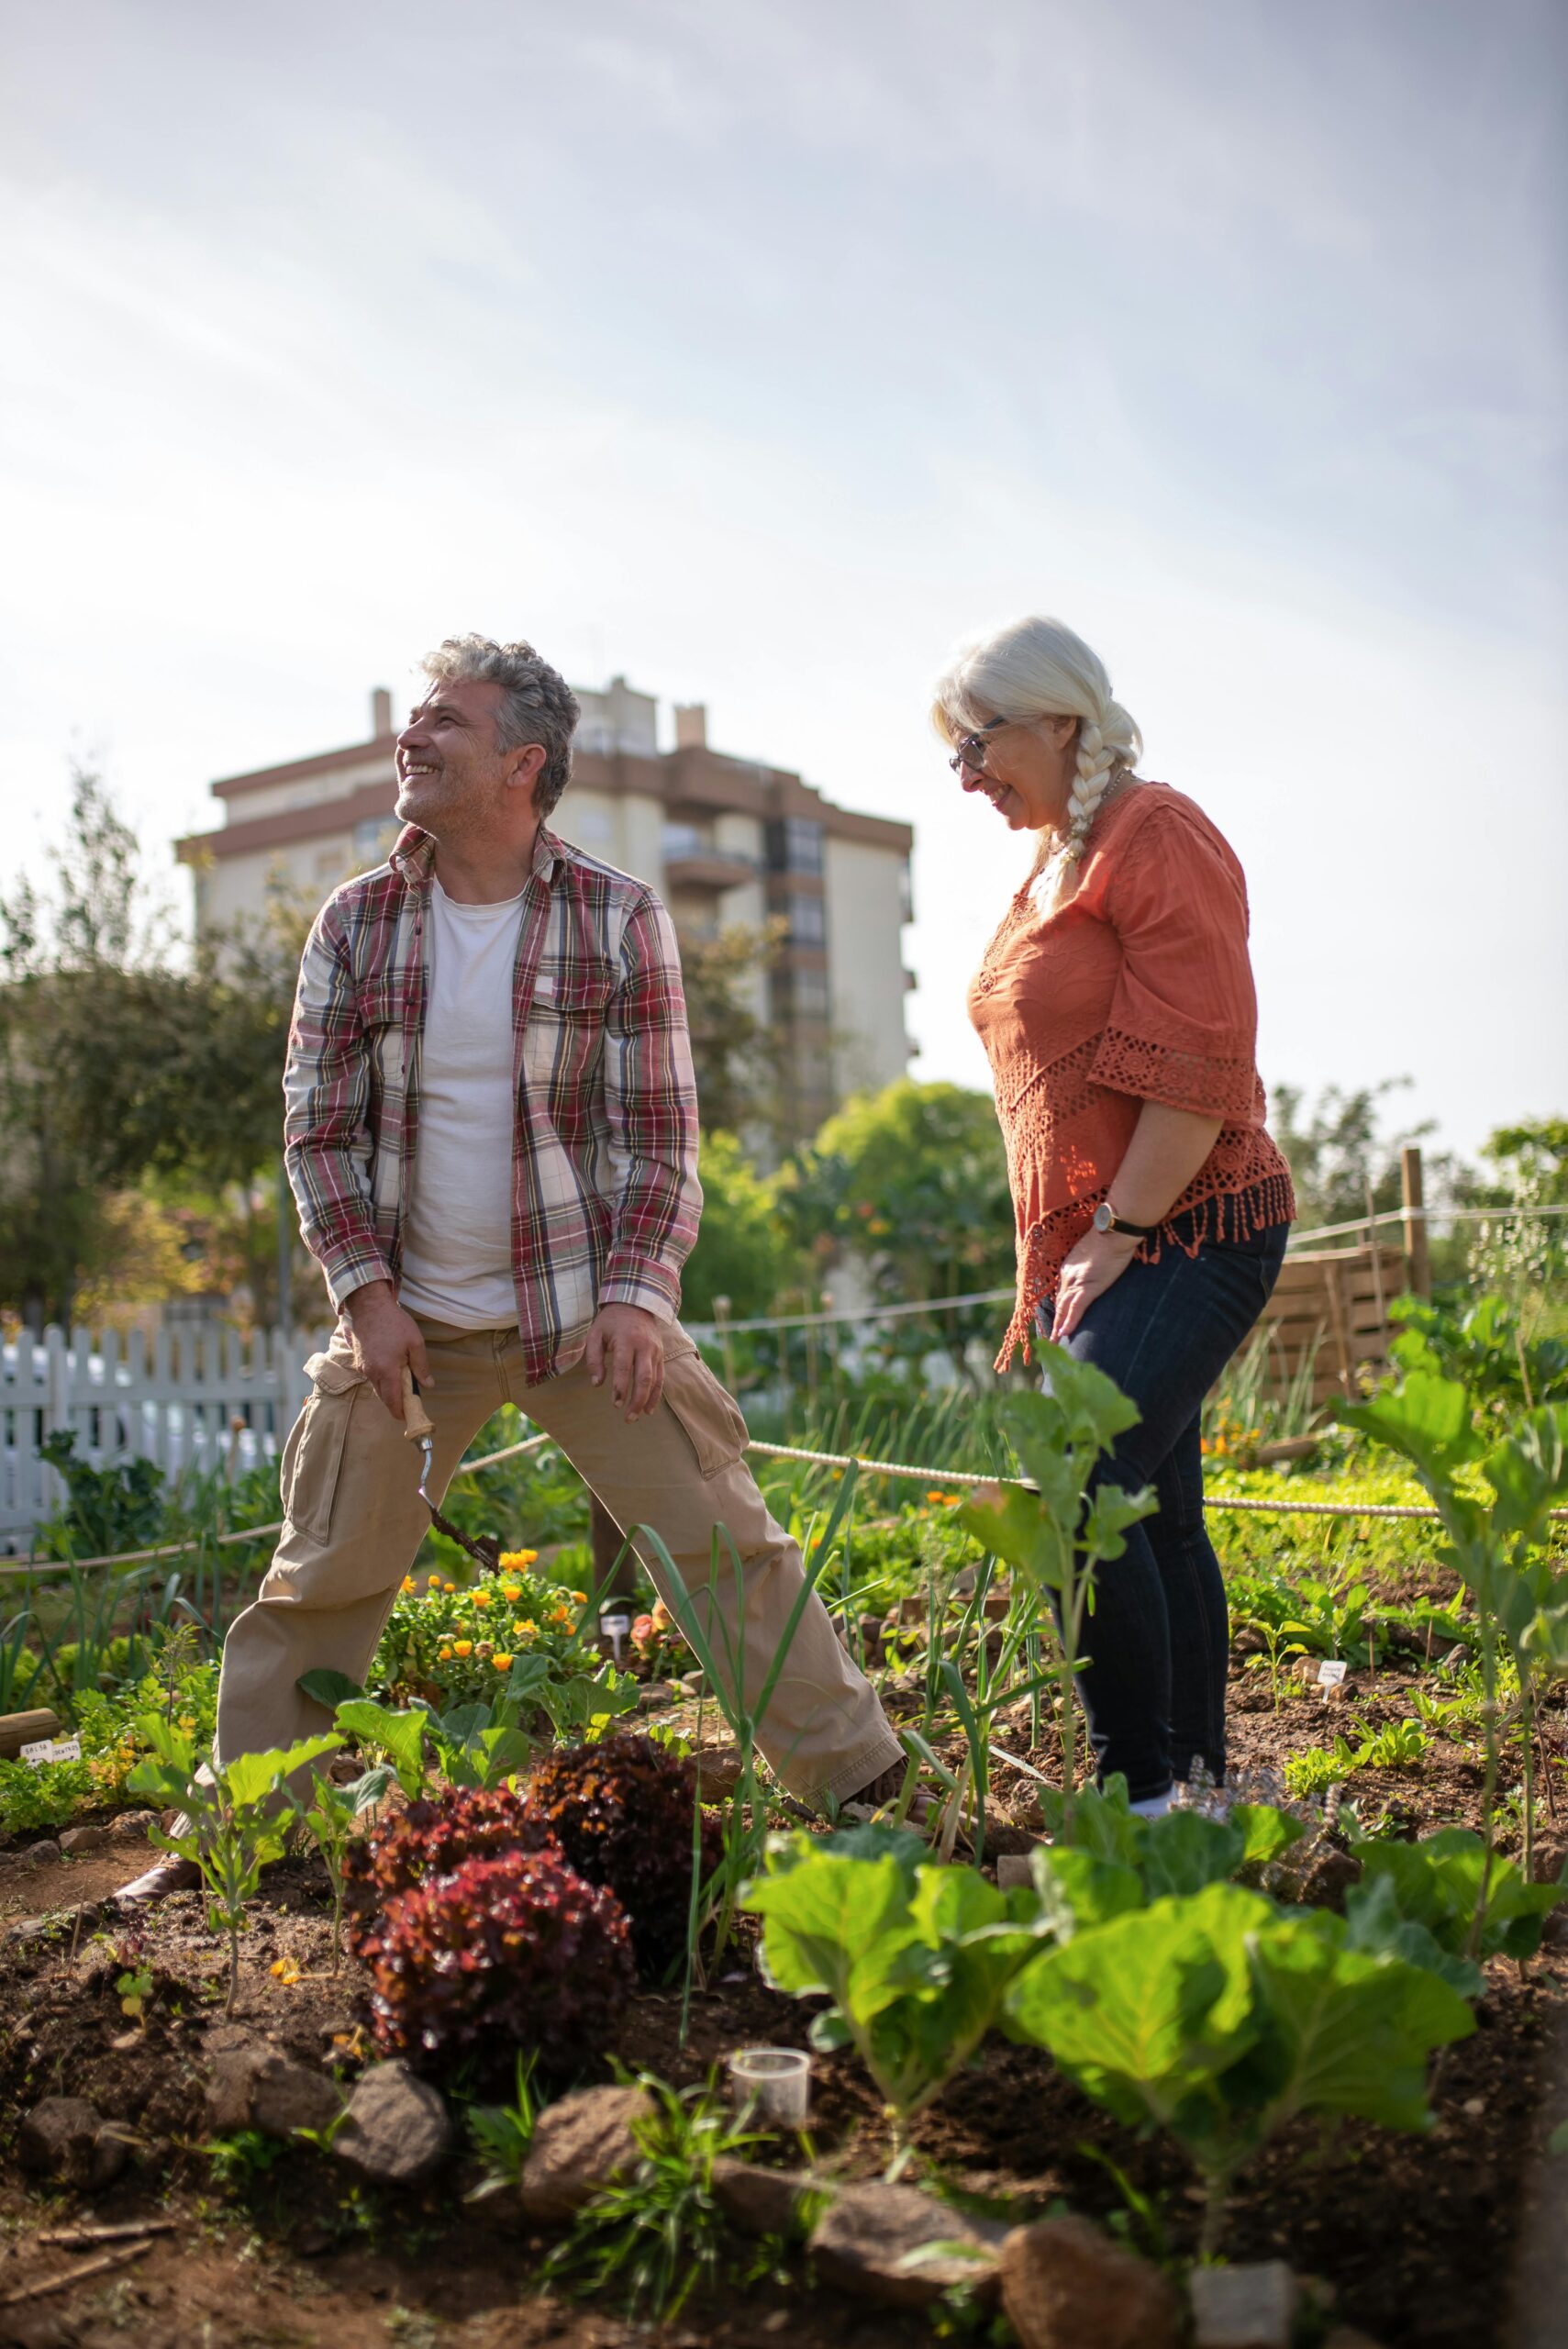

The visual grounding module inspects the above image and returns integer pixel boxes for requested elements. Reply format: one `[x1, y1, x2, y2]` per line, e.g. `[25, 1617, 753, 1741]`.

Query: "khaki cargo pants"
[215, 1317, 902, 1806]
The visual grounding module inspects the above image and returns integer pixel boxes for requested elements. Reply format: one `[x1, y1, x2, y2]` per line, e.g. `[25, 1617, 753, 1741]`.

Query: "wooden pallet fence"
[0, 1320, 329, 1553]
[1257, 1242, 1408, 1408]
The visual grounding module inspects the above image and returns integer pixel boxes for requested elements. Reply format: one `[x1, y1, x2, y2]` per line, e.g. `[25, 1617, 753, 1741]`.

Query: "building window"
[662, 822, 706, 861]
[777, 967, 829, 1019]
[787, 893, 826, 946]
[766, 817, 825, 874]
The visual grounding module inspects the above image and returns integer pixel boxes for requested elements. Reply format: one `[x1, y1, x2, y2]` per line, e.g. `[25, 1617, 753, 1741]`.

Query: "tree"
[1267, 1078, 1436, 1231]
[777, 1079, 1015, 1350]
[679, 1131, 795, 1320]
[678, 920, 790, 1141]
[0, 768, 302, 1326]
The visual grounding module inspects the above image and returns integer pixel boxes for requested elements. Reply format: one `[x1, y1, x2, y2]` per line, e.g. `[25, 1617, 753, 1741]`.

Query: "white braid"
[1064, 718, 1118, 863]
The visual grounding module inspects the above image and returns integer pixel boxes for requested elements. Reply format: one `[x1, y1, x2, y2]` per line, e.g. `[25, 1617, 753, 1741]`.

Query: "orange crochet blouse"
[969, 782, 1295, 1370]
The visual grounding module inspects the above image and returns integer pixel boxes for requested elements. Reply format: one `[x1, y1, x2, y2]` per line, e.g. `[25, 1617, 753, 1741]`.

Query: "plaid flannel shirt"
[282, 823, 703, 1386]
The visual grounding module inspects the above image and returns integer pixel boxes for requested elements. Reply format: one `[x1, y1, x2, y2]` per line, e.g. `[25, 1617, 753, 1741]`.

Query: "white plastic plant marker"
[727, 2045, 811, 2126]
[20, 1736, 83, 1766]
[601, 1612, 630, 1666]
[1317, 1659, 1348, 1689]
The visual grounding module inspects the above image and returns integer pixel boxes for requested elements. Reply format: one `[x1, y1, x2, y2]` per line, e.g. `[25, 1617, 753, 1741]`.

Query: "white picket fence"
[1, 1320, 331, 1553]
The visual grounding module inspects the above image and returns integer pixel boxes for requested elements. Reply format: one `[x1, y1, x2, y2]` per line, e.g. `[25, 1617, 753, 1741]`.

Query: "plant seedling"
[289, 1765, 395, 1969]
[127, 1717, 341, 2015]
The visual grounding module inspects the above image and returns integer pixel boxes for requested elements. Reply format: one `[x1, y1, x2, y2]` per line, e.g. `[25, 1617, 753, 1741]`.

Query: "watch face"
[1093, 1203, 1112, 1232]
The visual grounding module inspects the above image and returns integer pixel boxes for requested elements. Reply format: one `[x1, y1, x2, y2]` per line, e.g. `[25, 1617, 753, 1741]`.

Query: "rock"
[333, 2060, 450, 2186]
[679, 1670, 707, 1698]
[1262, 1835, 1360, 1913]
[23, 1840, 62, 1868]
[1000, 2214, 1181, 2349]
[518, 2084, 651, 2222]
[995, 1854, 1038, 1890]
[637, 1687, 671, 1710]
[710, 2155, 810, 2239]
[17, 2098, 128, 2191]
[204, 2045, 266, 2134]
[1529, 1837, 1567, 1886]
[810, 2180, 1006, 2310]
[59, 1824, 113, 1855]
[110, 1809, 159, 1842]
[250, 2052, 344, 2139]
[692, 1747, 746, 1798]
[1190, 2260, 1298, 2347]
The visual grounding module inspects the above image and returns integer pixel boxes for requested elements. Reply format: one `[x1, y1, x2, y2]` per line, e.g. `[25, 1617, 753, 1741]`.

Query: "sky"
[3, 0, 1564, 1163]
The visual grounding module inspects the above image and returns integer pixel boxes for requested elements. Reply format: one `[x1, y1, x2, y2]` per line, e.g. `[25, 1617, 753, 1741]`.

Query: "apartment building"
[175, 681, 916, 1141]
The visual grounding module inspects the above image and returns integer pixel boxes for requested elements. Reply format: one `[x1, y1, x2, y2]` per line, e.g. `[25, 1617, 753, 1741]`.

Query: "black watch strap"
[1095, 1199, 1158, 1241]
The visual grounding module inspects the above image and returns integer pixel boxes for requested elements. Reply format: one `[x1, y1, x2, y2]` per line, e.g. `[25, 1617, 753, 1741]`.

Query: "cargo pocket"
[282, 1351, 369, 1545]
[661, 1344, 750, 1480]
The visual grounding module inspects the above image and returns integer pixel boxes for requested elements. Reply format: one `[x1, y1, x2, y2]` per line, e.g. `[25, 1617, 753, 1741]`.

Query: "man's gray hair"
[420, 634, 581, 817]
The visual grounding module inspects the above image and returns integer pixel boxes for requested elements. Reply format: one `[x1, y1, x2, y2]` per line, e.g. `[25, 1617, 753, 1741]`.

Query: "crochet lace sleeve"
[1086, 804, 1261, 1121]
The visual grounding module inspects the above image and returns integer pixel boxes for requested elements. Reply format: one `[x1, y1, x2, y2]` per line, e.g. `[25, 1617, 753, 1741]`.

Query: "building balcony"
[662, 850, 759, 893]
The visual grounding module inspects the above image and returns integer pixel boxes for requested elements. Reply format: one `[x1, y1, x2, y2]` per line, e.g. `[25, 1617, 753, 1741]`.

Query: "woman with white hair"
[933, 616, 1295, 1815]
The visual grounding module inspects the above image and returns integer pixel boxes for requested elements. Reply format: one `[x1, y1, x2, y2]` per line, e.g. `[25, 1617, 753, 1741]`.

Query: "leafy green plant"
[1345, 1821, 1568, 1970]
[1353, 1719, 1432, 1771]
[341, 1783, 560, 1953]
[544, 2071, 770, 2321]
[958, 1354, 1158, 1799]
[289, 1764, 395, 1969]
[1339, 1375, 1568, 1908]
[0, 1753, 99, 1832]
[36, 1430, 166, 1561]
[1005, 1879, 1474, 2255]
[126, 1717, 341, 2014]
[745, 1828, 1037, 2165]
[1283, 1747, 1348, 1800]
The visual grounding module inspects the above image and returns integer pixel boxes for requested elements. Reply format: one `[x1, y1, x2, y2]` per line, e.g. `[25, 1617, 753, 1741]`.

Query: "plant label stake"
[1317, 1659, 1348, 1700]
[20, 1735, 82, 1766]
[601, 1612, 630, 1666]
[401, 1370, 501, 1575]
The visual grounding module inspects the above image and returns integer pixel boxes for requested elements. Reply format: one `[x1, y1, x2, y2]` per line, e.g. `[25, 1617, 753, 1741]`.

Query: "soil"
[2, 1667, 1565, 2348]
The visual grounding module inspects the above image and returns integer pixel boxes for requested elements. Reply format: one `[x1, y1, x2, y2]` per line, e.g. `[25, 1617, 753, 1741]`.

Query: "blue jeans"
[1040, 1221, 1290, 1800]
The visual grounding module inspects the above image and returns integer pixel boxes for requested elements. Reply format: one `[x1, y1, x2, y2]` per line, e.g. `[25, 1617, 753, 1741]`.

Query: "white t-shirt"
[397, 878, 524, 1330]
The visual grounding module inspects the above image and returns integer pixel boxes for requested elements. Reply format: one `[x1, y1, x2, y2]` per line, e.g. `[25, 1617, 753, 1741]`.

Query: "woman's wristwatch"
[1093, 1200, 1158, 1240]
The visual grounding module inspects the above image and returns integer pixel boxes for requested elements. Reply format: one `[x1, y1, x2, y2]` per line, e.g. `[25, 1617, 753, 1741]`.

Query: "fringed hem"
[995, 1163, 1298, 1375]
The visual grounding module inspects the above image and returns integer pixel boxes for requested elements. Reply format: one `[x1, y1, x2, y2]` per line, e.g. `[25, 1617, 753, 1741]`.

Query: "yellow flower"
[438, 1645, 453, 1662]
[515, 1620, 537, 1636]
[270, 1957, 303, 1986]
[501, 1584, 522, 1602]
[178, 1715, 195, 1733]
[427, 1572, 441, 1587]
[443, 1581, 456, 1593]
[401, 1575, 417, 1593]
[493, 1653, 514, 1672]
[499, 1548, 539, 1569]
[471, 1591, 491, 1609]
[453, 1640, 473, 1658]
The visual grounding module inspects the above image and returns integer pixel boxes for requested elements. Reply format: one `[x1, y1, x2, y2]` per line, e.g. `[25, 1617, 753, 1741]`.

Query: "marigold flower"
[443, 1580, 456, 1593]
[453, 1640, 473, 1658]
[401, 1575, 417, 1593]
[438, 1645, 453, 1662]
[493, 1653, 514, 1672]
[515, 1619, 537, 1636]
[270, 1957, 302, 1986]
[570, 1590, 588, 1605]
[471, 1591, 491, 1609]
[926, 1490, 948, 1504]
[501, 1584, 522, 1602]
[427, 1571, 441, 1587]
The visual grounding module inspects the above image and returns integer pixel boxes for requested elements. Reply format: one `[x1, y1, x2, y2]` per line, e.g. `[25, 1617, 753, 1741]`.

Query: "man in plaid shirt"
[118, 635, 901, 1902]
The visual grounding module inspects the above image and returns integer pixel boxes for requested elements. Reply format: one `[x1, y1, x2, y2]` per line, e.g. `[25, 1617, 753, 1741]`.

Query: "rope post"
[1401, 1145, 1430, 1297]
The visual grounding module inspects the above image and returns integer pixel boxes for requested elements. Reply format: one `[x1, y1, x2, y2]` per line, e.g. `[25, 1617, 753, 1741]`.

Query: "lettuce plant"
[358, 1846, 634, 2082]
[525, 1733, 724, 1979]
[342, 1782, 560, 1954]
[1005, 1878, 1474, 2255]
[744, 1830, 1038, 2165]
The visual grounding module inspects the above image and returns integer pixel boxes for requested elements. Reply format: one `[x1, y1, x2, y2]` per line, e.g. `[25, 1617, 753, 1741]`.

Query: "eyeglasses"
[948, 716, 1009, 776]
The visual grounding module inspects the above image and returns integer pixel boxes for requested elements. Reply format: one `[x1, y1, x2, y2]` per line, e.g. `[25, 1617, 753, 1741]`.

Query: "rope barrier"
[6, 1423, 1564, 1578]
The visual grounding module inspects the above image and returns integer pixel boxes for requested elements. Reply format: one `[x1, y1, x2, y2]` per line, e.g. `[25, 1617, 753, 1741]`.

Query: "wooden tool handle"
[400, 1367, 435, 1442]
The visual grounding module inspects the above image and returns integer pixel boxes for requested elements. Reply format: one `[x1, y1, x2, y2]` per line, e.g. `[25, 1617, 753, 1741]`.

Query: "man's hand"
[585, 1303, 665, 1422]
[343, 1279, 433, 1421]
[1050, 1227, 1140, 1344]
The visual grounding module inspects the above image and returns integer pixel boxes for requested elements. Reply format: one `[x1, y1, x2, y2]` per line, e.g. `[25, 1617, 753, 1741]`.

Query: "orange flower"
[400, 1575, 417, 1593]
[493, 1653, 514, 1672]
[442, 1580, 456, 1593]
[438, 1645, 453, 1662]
[570, 1589, 588, 1605]
[471, 1590, 492, 1609]
[452, 1640, 473, 1658]
[501, 1584, 522, 1602]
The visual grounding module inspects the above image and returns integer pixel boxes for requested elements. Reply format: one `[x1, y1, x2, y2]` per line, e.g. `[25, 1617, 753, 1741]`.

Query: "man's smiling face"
[395, 676, 513, 832]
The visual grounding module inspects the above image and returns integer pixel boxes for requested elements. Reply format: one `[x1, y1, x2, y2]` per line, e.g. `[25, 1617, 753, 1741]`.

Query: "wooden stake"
[36, 2220, 176, 2249]
[3, 2239, 153, 2305]
[1401, 1145, 1430, 1298]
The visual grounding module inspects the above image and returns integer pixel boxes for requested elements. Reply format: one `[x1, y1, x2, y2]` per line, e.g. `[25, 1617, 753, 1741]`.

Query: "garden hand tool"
[400, 1368, 501, 1574]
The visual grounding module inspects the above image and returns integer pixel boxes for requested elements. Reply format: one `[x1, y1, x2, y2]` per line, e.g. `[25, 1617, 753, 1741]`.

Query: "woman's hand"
[1050, 1225, 1141, 1343]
